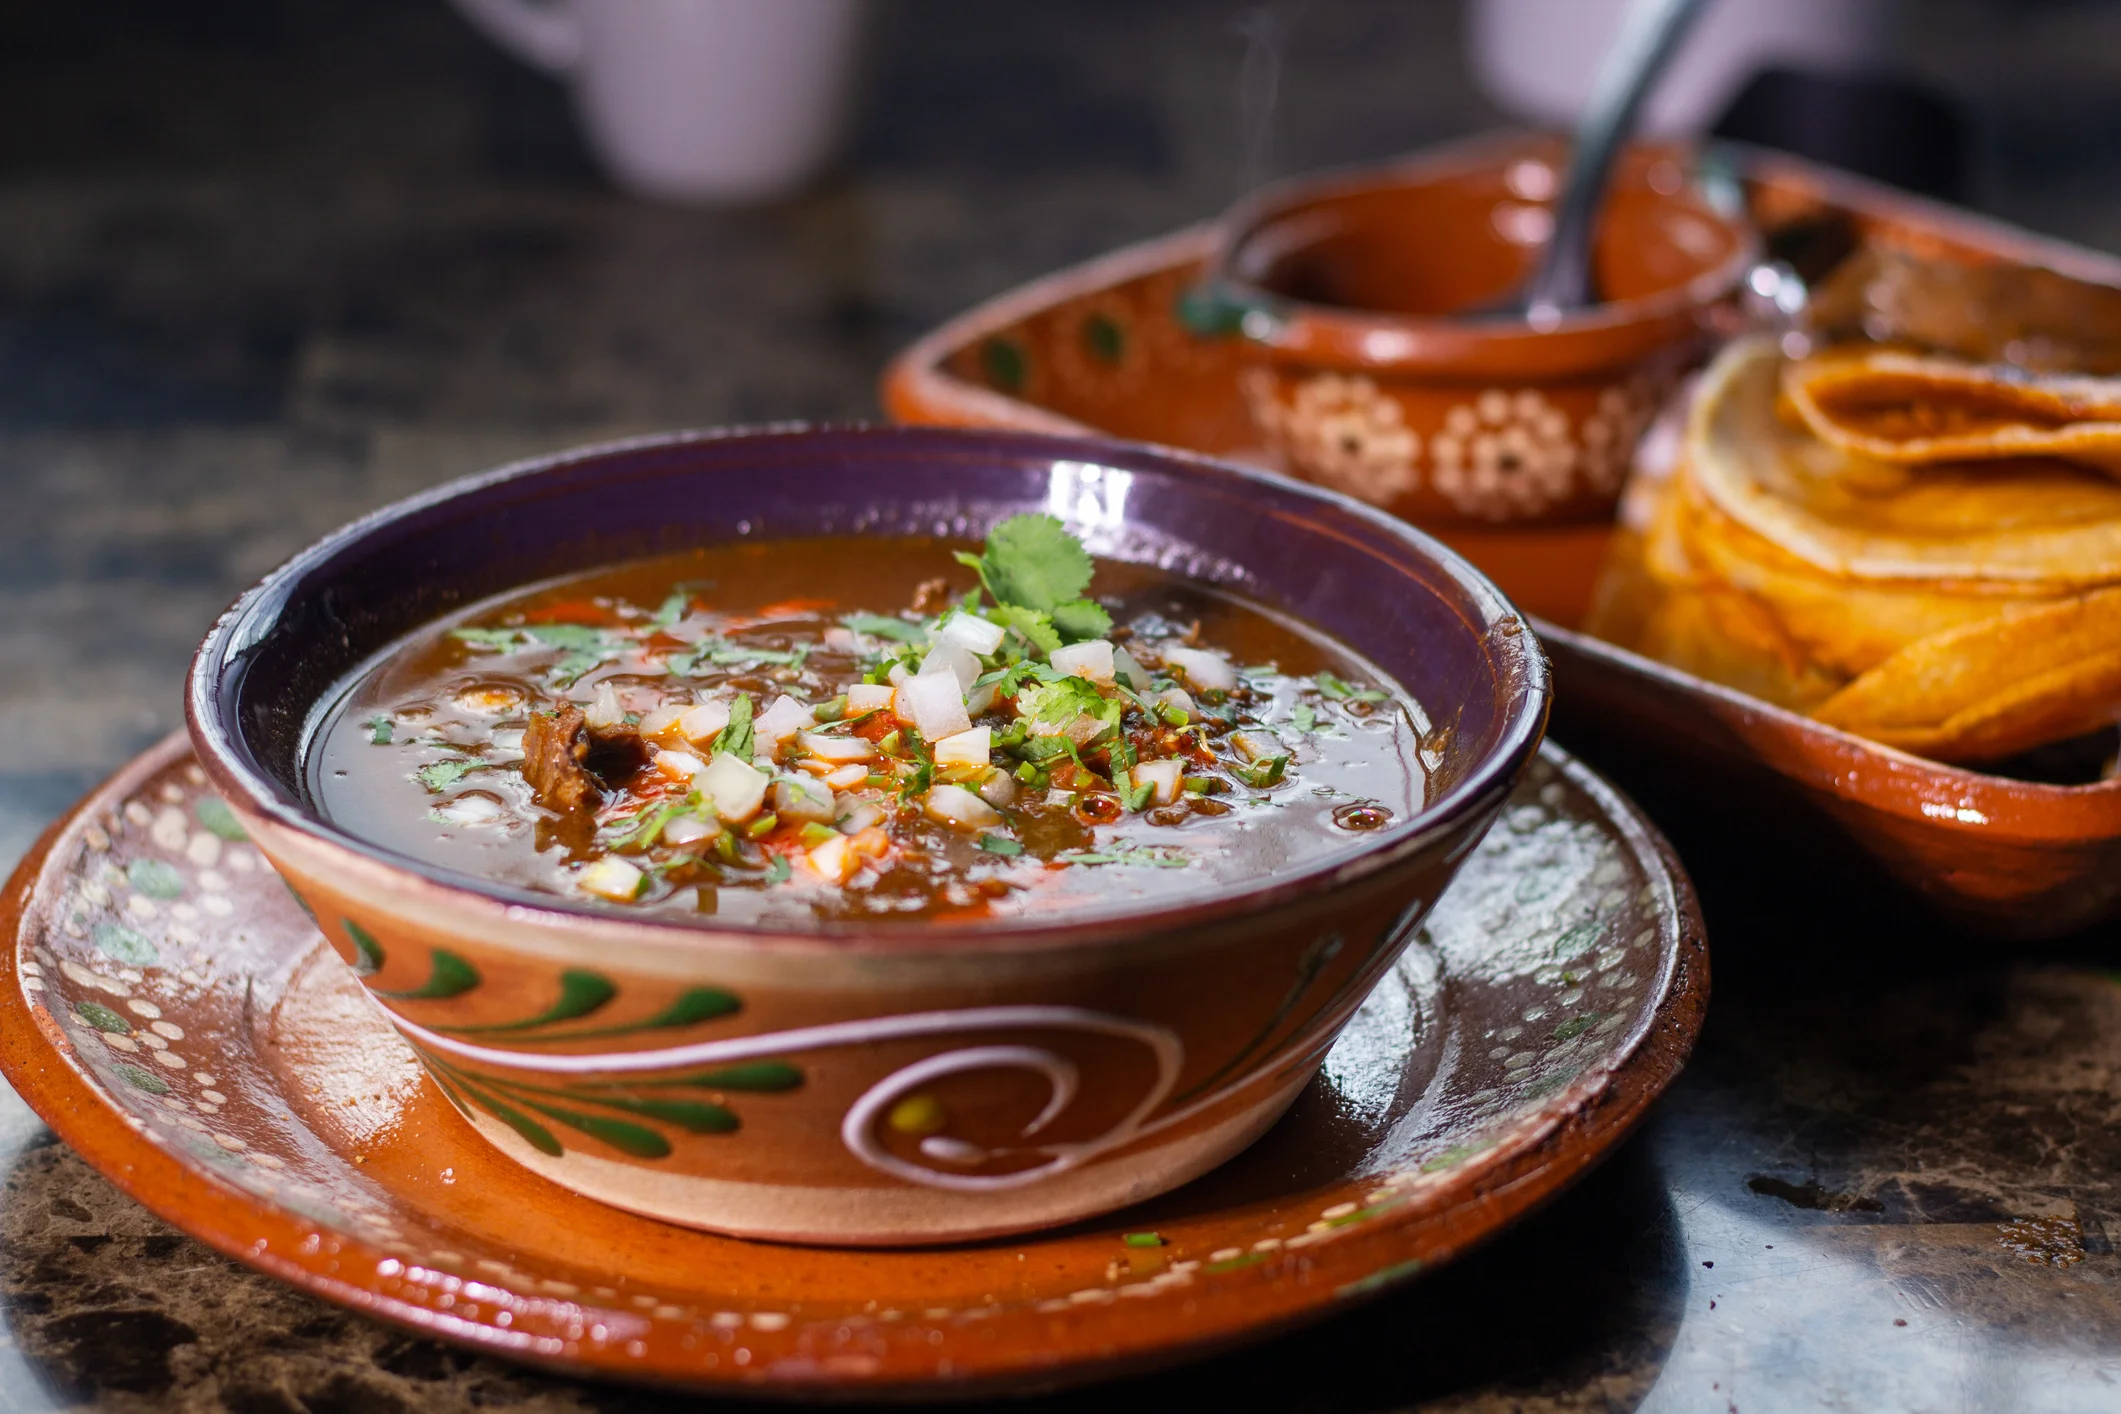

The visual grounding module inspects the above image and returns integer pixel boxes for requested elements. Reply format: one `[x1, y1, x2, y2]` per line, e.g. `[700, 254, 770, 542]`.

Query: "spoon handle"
[1523, 0, 1716, 320]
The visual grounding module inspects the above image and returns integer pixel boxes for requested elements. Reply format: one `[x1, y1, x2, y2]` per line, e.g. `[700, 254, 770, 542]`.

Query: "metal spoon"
[1491, 0, 1717, 328]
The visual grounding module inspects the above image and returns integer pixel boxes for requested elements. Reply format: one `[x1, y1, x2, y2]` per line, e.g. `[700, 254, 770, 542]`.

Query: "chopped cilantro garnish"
[651, 591, 691, 629]
[1055, 844, 1191, 869]
[713, 695, 755, 760]
[1051, 598, 1114, 641]
[959, 513, 1110, 644]
[415, 759, 491, 793]
[1290, 704, 1318, 735]
[1232, 755, 1290, 789]
[1316, 671, 1389, 704]
[842, 613, 928, 644]
[605, 799, 691, 853]
[525, 623, 605, 651]
[365, 716, 393, 745]
[987, 603, 1063, 655]
[1118, 773, 1155, 812]
[763, 853, 792, 885]
[976, 833, 1024, 856]
[709, 644, 808, 668]
[449, 627, 525, 651]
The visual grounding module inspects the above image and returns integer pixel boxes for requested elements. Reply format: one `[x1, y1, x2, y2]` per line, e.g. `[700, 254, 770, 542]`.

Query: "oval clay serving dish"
[0, 732, 1705, 1397]
[184, 426, 1549, 1245]
[881, 136, 2121, 940]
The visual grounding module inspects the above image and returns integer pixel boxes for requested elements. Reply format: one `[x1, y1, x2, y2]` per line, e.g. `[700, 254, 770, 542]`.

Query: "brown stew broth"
[306, 537, 1429, 925]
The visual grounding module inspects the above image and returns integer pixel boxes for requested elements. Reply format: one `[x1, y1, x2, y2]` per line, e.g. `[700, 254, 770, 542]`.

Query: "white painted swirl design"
[391, 1005, 1184, 1190]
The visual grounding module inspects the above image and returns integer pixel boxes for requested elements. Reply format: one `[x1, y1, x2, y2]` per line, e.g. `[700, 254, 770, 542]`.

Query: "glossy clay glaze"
[1209, 133, 1756, 528]
[186, 428, 1549, 1244]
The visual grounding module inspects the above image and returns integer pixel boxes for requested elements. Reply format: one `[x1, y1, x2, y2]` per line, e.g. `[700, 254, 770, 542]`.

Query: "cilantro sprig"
[957, 513, 1114, 644]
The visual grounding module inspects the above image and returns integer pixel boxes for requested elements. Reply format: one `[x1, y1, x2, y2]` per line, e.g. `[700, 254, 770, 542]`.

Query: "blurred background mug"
[448, 0, 868, 203]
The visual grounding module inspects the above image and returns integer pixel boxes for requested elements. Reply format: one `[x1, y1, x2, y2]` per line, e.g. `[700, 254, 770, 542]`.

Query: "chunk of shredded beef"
[521, 705, 597, 814]
[520, 707, 649, 817]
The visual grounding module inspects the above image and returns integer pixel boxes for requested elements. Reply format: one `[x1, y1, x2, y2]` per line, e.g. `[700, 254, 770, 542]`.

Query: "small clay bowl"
[1207, 133, 1757, 527]
[185, 427, 1549, 1246]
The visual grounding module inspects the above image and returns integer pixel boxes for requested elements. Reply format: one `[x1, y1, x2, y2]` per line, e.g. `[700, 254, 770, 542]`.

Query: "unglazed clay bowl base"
[0, 736, 1704, 1396]
[185, 426, 1550, 1245]
[1211, 132, 1755, 528]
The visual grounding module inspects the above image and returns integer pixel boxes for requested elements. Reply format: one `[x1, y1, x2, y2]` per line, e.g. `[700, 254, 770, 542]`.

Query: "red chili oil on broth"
[306, 524, 1432, 926]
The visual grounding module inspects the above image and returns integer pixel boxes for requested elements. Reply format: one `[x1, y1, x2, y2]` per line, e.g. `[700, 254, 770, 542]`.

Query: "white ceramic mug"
[1469, 0, 1900, 135]
[449, 0, 868, 203]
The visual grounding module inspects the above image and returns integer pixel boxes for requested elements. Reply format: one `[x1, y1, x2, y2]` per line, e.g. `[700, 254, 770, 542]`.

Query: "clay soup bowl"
[1207, 133, 1756, 527]
[185, 427, 1549, 1246]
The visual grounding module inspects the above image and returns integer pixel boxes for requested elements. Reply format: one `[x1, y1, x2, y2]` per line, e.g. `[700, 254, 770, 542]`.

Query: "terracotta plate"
[0, 735, 1705, 1397]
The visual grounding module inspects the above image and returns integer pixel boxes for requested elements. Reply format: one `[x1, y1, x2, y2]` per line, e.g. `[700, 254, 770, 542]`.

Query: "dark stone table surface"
[6, 2, 2121, 1410]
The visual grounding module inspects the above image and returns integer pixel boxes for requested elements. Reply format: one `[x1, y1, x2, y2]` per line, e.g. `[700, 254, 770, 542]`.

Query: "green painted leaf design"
[113, 1062, 169, 1095]
[194, 796, 248, 841]
[454, 1079, 562, 1156]
[91, 922, 156, 966]
[573, 1095, 737, 1134]
[515, 1099, 672, 1159]
[682, 1061, 802, 1092]
[509, 985, 740, 1044]
[437, 969, 617, 1035]
[375, 948, 481, 1000]
[980, 335, 1027, 392]
[1083, 310, 1125, 364]
[283, 880, 317, 919]
[344, 920, 385, 976]
[74, 1001, 131, 1034]
[126, 858, 184, 900]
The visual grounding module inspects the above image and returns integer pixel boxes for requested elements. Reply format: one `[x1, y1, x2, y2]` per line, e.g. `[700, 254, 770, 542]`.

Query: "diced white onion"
[1112, 646, 1150, 690]
[490, 728, 525, 753]
[807, 833, 856, 883]
[1050, 639, 1115, 684]
[1133, 758, 1184, 806]
[433, 793, 505, 826]
[1231, 729, 1285, 762]
[679, 699, 732, 745]
[578, 857, 644, 902]
[933, 726, 991, 770]
[824, 763, 870, 789]
[584, 681, 624, 730]
[639, 702, 690, 738]
[700, 753, 769, 823]
[772, 777, 835, 824]
[922, 783, 1003, 831]
[798, 731, 872, 763]
[823, 626, 859, 653]
[920, 641, 981, 691]
[653, 749, 704, 781]
[965, 680, 998, 716]
[1045, 788, 1075, 807]
[663, 815, 719, 847]
[898, 671, 972, 742]
[1164, 646, 1237, 693]
[937, 612, 1006, 656]
[844, 683, 894, 715]
[888, 661, 912, 688]
[1155, 686, 1197, 722]
[836, 799, 886, 834]
[977, 770, 1017, 808]
[755, 695, 815, 753]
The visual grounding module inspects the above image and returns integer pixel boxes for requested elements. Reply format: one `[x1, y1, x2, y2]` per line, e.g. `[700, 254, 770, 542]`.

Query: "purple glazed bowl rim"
[184, 424, 1550, 953]
[1201, 133, 1761, 368]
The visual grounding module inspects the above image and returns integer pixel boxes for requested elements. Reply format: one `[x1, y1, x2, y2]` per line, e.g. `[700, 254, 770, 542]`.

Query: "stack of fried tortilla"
[1587, 333, 2121, 765]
